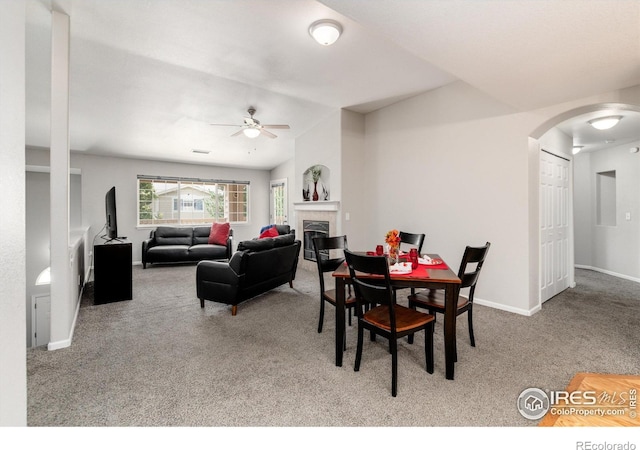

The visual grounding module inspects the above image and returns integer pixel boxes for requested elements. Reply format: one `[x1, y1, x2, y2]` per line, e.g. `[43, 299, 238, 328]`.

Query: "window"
[172, 198, 204, 212]
[137, 176, 249, 226]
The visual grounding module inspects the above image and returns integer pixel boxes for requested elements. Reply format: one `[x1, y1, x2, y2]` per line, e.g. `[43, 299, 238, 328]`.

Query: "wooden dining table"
[332, 253, 462, 380]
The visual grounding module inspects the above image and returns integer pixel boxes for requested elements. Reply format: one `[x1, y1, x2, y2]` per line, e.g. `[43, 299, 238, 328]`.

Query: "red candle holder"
[409, 248, 419, 270]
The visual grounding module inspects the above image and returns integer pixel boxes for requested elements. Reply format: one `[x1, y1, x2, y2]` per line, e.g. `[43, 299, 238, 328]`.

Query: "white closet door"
[540, 150, 570, 303]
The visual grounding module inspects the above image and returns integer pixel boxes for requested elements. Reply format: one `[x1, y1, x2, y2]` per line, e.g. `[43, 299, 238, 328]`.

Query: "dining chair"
[399, 231, 425, 254]
[312, 236, 356, 343]
[344, 249, 435, 397]
[407, 242, 491, 353]
[394, 231, 426, 297]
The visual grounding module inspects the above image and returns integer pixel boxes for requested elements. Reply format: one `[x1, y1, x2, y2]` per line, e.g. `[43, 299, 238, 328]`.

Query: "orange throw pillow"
[259, 225, 279, 239]
[208, 222, 230, 245]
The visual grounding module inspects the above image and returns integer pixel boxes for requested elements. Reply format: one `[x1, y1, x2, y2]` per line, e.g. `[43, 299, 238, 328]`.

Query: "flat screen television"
[105, 186, 118, 241]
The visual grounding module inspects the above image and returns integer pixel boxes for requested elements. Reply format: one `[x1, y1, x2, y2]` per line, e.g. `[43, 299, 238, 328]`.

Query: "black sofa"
[142, 226, 233, 269]
[196, 233, 301, 315]
[259, 224, 295, 237]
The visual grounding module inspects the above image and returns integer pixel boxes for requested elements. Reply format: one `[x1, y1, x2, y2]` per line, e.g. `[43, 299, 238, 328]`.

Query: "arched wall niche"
[302, 164, 330, 201]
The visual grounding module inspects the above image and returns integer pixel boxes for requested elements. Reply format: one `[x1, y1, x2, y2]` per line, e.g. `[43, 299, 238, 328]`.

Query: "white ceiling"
[25, 0, 640, 169]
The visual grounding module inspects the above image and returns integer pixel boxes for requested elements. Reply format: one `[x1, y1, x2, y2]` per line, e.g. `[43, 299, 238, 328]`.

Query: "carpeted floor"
[26, 265, 640, 428]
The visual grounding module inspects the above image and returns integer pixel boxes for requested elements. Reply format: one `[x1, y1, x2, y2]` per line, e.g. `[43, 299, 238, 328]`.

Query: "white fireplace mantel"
[293, 200, 340, 212]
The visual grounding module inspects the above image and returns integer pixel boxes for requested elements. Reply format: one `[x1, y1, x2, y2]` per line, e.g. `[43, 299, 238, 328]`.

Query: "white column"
[0, 0, 27, 426]
[49, 10, 72, 349]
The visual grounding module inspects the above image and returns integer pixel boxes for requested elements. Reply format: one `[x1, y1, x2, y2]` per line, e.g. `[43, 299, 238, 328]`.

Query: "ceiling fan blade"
[261, 124, 290, 129]
[210, 123, 242, 127]
[230, 129, 245, 137]
[260, 129, 278, 139]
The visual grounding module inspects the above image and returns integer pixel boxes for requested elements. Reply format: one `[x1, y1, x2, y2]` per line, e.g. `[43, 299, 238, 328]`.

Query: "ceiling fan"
[210, 107, 290, 139]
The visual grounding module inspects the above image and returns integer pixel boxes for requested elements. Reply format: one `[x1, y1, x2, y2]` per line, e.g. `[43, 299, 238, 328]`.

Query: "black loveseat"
[142, 226, 233, 269]
[196, 233, 301, 315]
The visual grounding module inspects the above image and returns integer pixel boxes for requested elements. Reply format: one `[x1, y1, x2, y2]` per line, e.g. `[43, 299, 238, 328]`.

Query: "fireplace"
[294, 201, 339, 271]
[303, 220, 329, 261]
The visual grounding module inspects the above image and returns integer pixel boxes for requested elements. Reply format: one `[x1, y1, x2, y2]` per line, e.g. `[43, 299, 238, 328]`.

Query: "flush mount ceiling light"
[309, 19, 342, 46]
[588, 115, 622, 130]
[242, 128, 261, 139]
[572, 146, 583, 155]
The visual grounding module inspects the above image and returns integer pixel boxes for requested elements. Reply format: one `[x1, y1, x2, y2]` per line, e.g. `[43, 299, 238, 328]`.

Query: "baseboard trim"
[575, 265, 640, 284]
[47, 338, 71, 351]
[474, 297, 540, 316]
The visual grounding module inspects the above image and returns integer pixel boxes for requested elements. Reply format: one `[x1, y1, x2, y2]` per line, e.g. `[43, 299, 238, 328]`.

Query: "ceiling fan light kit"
[242, 128, 261, 139]
[588, 115, 622, 130]
[309, 19, 342, 46]
[210, 107, 290, 139]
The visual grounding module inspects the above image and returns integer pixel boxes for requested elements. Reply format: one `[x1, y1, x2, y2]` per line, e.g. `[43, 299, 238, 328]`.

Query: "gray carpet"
[26, 265, 640, 427]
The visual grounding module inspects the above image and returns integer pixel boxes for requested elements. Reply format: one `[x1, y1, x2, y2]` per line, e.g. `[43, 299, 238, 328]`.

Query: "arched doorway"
[531, 103, 640, 308]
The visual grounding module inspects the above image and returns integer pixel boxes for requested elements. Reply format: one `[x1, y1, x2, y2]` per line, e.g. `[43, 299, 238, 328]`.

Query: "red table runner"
[354, 255, 449, 279]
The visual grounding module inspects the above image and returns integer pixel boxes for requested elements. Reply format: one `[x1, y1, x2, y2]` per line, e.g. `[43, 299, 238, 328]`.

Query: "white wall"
[363, 81, 536, 313]
[574, 140, 640, 280]
[26, 171, 51, 348]
[358, 81, 640, 315]
[25, 169, 83, 348]
[66, 152, 272, 261]
[574, 152, 593, 266]
[538, 127, 573, 159]
[0, 0, 26, 426]
[295, 111, 342, 205]
[270, 157, 295, 230]
[340, 109, 368, 250]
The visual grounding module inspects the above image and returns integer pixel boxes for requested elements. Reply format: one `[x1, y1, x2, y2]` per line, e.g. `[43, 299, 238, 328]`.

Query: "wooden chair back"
[458, 242, 491, 299]
[343, 250, 396, 325]
[313, 235, 348, 293]
[399, 231, 425, 254]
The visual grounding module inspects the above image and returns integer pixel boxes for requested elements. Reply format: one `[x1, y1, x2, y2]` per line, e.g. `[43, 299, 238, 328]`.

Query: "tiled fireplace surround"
[294, 201, 339, 272]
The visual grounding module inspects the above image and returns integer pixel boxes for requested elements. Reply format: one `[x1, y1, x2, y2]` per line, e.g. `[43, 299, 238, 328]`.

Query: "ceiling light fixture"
[588, 116, 622, 130]
[572, 146, 583, 155]
[243, 128, 261, 139]
[309, 19, 342, 46]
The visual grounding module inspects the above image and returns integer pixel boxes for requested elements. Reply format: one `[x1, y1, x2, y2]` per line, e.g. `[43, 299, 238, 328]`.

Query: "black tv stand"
[94, 240, 132, 304]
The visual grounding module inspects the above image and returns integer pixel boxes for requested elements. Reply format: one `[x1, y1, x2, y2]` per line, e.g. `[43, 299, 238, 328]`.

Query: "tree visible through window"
[137, 176, 249, 226]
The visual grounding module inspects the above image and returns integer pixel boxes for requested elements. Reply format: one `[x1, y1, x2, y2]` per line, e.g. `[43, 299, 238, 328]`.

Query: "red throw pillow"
[208, 222, 230, 245]
[259, 225, 279, 239]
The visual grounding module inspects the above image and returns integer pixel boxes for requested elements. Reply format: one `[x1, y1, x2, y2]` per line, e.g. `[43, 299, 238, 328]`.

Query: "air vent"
[192, 149, 210, 155]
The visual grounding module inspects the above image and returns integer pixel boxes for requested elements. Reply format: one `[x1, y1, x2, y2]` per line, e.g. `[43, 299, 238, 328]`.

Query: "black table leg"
[335, 276, 346, 367]
[444, 283, 459, 380]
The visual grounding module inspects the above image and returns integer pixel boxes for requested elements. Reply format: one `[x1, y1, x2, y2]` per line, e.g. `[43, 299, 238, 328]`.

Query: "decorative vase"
[312, 181, 319, 201]
[388, 244, 399, 265]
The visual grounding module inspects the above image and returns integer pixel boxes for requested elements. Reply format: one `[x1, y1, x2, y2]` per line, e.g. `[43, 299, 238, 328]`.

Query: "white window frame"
[137, 175, 250, 227]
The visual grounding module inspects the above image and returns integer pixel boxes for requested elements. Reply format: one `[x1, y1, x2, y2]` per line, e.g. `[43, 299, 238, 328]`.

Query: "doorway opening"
[531, 102, 640, 309]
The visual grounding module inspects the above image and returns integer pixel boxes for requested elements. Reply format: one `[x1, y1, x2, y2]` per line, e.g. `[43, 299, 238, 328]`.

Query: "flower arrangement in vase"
[385, 229, 401, 264]
[304, 165, 322, 201]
